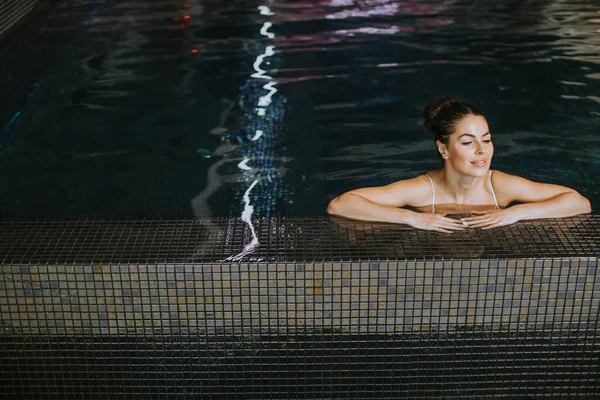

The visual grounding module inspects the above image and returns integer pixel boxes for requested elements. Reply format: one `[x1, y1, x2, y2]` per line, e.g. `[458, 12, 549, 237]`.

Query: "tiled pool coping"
[0, 217, 598, 398]
[1, 215, 598, 263]
[0, 216, 598, 335]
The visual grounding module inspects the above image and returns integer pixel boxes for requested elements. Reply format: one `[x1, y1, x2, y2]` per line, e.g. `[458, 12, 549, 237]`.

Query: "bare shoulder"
[385, 173, 435, 207]
[386, 174, 436, 193]
[490, 170, 520, 185]
[491, 170, 577, 203]
[386, 174, 434, 190]
[346, 174, 433, 208]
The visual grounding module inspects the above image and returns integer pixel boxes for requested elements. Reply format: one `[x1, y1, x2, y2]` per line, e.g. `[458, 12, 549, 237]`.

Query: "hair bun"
[423, 97, 458, 132]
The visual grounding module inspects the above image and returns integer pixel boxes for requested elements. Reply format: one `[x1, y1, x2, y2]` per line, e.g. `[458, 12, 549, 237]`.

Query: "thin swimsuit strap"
[489, 170, 500, 209]
[424, 173, 435, 214]
[425, 171, 500, 214]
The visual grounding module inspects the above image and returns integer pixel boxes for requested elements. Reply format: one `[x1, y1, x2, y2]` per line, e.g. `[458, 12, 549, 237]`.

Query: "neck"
[440, 168, 488, 204]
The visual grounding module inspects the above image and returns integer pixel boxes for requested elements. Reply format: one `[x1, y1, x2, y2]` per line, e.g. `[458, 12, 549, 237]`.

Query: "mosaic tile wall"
[2, 258, 598, 336]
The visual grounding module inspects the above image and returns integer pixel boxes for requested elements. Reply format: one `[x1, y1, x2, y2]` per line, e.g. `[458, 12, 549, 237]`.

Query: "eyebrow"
[458, 132, 491, 139]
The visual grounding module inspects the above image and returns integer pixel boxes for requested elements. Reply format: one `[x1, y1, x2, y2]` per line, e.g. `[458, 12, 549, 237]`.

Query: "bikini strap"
[425, 173, 435, 214]
[489, 170, 500, 209]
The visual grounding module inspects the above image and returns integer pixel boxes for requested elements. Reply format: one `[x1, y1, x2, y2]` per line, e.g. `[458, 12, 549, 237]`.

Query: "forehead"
[452, 115, 489, 135]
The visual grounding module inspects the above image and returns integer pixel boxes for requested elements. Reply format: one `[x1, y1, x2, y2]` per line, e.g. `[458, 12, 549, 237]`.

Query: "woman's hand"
[409, 213, 466, 233]
[460, 208, 521, 229]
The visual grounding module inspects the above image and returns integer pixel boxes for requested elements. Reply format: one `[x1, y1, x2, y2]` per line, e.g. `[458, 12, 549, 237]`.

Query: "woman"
[327, 98, 591, 233]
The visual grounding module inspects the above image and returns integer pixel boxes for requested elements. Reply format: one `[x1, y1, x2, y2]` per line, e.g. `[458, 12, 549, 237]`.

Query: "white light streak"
[224, 3, 279, 261]
[251, 130, 264, 141]
[258, 81, 278, 107]
[251, 45, 275, 79]
[260, 22, 275, 38]
[224, 180, 260, 261]
[258, 6, 274, 15]
[237, 158, 253, 171]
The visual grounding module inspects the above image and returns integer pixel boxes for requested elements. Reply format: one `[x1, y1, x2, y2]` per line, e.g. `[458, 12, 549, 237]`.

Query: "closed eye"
[462, 139, 492, 145]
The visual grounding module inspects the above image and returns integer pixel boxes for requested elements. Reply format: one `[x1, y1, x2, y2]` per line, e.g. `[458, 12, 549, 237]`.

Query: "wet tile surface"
[0, 216, 598, 264]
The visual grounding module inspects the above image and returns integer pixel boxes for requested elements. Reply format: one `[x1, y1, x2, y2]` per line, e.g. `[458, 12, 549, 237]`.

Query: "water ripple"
[0, 0, 598, 217]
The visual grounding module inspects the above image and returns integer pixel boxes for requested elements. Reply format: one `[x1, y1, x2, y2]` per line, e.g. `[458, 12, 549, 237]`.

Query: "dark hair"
[423, 97, 485, 145]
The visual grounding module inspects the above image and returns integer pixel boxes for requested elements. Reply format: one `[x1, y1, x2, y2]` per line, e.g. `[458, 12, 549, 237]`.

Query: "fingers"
[434, 225, 461, 233]
[438, 218, 465, 227]
[467, 217, 508, 229]
[465, 219, 497, 228]
[435, 217, 465, 232]
[481, 224, 502, 230]
[417, 215, 469, 233]
[460, 214, 497, 227]
[439, 216, 465, 224]
[442, 224, 466, 231]
[461, 215, 491, 223]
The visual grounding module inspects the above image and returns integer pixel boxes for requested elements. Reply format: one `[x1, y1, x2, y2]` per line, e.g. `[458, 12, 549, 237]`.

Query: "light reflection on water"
[0, 0, 598, 218]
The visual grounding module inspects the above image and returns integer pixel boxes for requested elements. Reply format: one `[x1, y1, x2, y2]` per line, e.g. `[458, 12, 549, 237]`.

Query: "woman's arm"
[327, 192, 422, 224]
[327, 176, 466, 233]
[462, 171, 591, 229]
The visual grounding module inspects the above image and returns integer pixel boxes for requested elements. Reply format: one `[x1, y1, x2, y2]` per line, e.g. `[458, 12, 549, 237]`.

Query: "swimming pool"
[1, 0, 599, 219]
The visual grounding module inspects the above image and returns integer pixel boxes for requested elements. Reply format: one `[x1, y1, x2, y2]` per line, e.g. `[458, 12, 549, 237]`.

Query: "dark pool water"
[1, 0, 599, 218]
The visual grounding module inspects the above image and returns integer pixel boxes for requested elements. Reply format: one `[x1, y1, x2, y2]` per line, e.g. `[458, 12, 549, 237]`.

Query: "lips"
[471, 160, 488, 167]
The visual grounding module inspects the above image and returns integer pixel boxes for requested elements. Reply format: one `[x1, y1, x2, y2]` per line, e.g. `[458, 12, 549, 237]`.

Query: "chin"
[472, 167, 490, 175]
[462, 166, 490, 177]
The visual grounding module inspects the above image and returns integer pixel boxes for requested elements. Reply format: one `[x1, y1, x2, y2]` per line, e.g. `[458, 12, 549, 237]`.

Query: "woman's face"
[439, 115, 493, 177]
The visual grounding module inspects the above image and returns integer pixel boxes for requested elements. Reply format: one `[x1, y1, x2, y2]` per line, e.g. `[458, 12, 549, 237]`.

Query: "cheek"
[455, 147, 470, 160]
